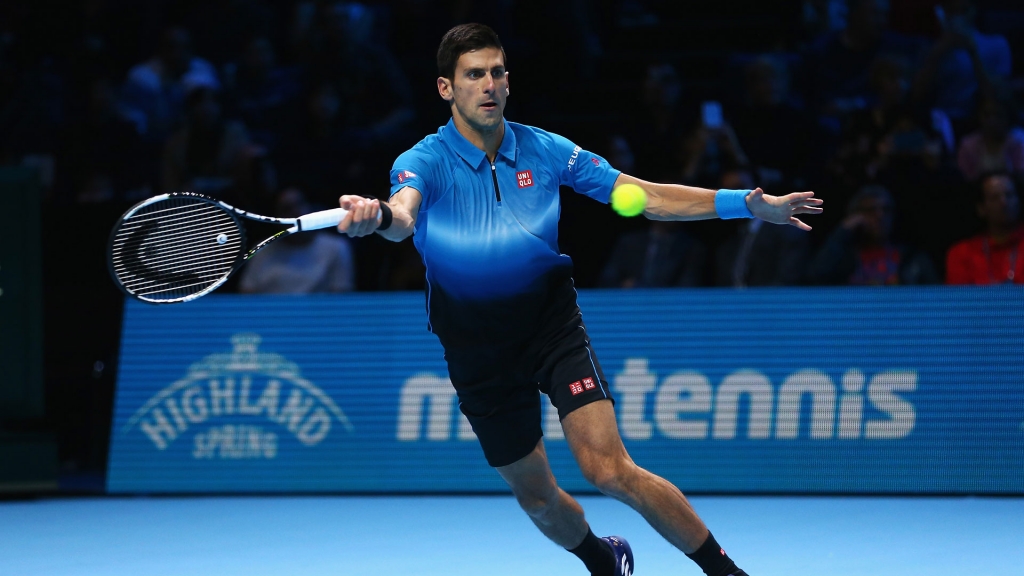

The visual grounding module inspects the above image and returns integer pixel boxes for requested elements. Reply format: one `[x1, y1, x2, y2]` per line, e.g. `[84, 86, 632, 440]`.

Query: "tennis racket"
[107, 192, 351, 304]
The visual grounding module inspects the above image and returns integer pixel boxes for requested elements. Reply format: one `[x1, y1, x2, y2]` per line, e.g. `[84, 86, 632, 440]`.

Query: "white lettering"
[713, 370, 773, 439]
[567, 145, 581, 171]
[181, 386, 209, 424]
[239, 376, 261, 415]
[397, 373, 455, 441]
[276, 389, 313, 433]
[838, 369, 865, 439]
[865, 371, 917, 439]
[163, 397, 188, 432]
[297, 407, 331, 445]
[776, 369, 836, 439]
[393, 362, 919, 444]
[255, 379, 281, 419]
[613, 358, 656, 440]
[458, 411, 476, 441]
[192, 424, 279, 459]
[141, 408, 177, 450]
[209, 378, 235, 415]
[654, 371, 712, 439]
[542, 394, 564, 440]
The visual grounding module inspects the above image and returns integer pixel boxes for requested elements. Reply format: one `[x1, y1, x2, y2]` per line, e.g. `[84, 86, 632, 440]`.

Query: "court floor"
[1, 494, 1021, 575]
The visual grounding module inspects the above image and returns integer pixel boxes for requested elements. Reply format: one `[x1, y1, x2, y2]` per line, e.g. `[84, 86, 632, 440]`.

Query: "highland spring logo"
[120, 334, 352, 459]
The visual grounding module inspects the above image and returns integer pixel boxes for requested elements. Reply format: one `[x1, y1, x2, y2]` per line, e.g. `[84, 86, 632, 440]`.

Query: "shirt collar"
[441, 118, 517, 168]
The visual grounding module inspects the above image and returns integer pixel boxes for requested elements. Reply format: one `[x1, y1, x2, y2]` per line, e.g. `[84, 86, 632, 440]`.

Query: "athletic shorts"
[444, 313, 614, 468]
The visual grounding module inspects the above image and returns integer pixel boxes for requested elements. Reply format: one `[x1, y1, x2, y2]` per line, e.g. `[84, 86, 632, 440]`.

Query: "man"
[337, 24, 822, 576]
[946, 172, 1023, 284]
[239, 188, 355, 294]
[808, 185, 935, 286]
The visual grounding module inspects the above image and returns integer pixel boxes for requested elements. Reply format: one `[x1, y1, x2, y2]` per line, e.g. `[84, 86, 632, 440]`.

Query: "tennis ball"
[610, 183, 647, 217]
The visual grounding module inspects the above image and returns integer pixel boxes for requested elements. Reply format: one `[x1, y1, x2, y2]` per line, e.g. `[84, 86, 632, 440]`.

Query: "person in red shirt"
[946, 171, 1023, 284]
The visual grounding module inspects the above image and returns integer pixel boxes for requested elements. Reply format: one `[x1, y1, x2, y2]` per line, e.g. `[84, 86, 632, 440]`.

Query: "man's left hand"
[746, 188, 823, 231]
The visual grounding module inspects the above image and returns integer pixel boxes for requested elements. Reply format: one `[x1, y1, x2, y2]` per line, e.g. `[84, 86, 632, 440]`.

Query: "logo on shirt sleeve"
[397, 170, 417, 183]
[591, 158, 600, 167]
[516, 170, 534, 188]
[567, 145, 582, 172]
[569, 381, 584, 395]
[582, 377, 596, 390]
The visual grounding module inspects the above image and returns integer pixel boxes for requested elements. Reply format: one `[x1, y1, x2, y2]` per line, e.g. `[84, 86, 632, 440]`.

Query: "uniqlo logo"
[397, 170, 416, 183]
[516, 170, 534, 188]
[569, 381, 584, 395]
[582, 377, 596, 390]
[591, 158, 600, 166]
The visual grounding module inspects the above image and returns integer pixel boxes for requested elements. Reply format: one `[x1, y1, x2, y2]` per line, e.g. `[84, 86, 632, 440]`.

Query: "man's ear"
[505, 71, 510, 96]
[437, 77, 453, 102]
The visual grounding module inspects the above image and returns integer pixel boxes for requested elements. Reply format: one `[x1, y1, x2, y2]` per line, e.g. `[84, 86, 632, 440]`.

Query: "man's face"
[643, 64, 681, 110]
[439, 47, 508, 133]
[857, 196, 894, 243]
[979, 175, 1020, 229]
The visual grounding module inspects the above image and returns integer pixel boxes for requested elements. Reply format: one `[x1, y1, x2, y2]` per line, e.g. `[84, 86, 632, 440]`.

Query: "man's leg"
[496, 439, 588, 547]
[562, 399, 746, 576]
[496, 439, 619, 575]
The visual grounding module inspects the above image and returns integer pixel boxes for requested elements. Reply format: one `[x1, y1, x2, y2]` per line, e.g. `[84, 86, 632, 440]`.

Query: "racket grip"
[296, 208, 348, 231]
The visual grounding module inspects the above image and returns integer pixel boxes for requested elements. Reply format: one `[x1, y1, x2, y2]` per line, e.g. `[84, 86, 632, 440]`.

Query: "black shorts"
[444, 313, 614, 467]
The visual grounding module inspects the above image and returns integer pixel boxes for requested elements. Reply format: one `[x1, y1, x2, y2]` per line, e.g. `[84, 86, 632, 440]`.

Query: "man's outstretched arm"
[613, 173, 824, 231]
[337, 186, 422, 240]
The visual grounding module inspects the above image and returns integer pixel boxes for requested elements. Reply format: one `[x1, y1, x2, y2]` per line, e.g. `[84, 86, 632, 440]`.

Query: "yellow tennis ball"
[610, 183, 647, 217]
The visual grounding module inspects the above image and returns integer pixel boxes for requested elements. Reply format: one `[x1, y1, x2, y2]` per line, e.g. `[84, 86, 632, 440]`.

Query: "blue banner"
[107, 287, 1024, 494]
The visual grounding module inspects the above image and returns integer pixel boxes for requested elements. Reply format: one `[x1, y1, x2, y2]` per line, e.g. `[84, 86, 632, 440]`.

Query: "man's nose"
[484, 73, 496, 93]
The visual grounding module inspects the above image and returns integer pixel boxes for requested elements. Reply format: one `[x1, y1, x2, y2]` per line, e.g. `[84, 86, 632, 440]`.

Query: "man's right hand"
[338, 195, 383, 237]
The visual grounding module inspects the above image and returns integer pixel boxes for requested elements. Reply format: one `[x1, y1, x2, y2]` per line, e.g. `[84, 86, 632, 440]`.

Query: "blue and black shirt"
[390, 118, 620, 349]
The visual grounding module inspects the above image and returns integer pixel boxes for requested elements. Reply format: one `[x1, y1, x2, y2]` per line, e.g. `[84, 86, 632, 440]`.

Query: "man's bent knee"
[581, 457, 638, 499]
[512, 483, 561, 520]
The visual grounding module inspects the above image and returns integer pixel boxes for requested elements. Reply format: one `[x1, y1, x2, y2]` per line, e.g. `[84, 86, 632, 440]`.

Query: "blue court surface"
[1, 495, 1021, 576]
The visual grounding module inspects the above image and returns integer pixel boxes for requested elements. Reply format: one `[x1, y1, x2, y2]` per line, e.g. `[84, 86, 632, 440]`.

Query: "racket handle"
[296, 208, 348, 231]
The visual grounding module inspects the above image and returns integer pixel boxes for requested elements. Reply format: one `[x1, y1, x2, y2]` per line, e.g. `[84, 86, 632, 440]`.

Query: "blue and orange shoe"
[601, 536, 634, 576]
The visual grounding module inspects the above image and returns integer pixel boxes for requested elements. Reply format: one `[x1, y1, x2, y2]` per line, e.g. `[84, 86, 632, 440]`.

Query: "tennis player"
[338, 24, 822, 576]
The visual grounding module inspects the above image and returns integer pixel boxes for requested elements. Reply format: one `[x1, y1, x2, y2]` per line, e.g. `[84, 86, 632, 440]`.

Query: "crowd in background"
[3, 0, 1024, 292]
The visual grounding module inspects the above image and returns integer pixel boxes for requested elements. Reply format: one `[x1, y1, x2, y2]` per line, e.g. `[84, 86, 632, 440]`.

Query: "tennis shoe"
[601, 536, 634, 576]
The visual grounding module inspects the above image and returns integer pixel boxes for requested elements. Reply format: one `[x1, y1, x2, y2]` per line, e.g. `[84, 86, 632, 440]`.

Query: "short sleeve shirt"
[390, 118, 620, 348]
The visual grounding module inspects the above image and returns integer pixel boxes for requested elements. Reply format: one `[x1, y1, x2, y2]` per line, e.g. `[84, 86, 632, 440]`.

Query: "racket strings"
[112, 210, 234, 240]
[110, 197, 243, 302]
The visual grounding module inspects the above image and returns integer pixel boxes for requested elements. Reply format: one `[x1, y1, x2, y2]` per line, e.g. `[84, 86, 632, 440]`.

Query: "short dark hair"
[975, 171, 1019, 203]
[847, 184, 892, 215]
[437, 23, 505, 80]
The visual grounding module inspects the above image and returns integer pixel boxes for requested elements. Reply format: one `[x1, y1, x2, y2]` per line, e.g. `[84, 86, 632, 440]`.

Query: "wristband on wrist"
[377, 202, 393, 231]
[714, 189, 754, 219]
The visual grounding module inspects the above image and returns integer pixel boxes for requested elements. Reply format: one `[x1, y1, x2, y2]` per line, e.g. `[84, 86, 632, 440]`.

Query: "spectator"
[296, 2, 415, 147]
[161, 87, 254, 199]
[599, 220, 706, 288]
[679, 119, 750, 190]
[120, 27, 219, 143]
[946, 172, 1023, 284]
[626, 63, 696, 182]
[912, 0, 1012, 132]
[728, 55, 812, 189]
[60, 75, 147, 203]
[832, 55, 951, 188]
[715, 170, 811, 287]
[809, 185, 937, 285]
[956, 91, 1024, 181]
[274, 81, 363, 206]
[223, 36, 301, 152]
[804, 0, 923, 129]
[239, 187, 355, 294]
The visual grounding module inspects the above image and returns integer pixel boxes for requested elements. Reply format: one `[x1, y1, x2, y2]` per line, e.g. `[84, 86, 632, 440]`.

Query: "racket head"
[107, 192, 247, 304]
